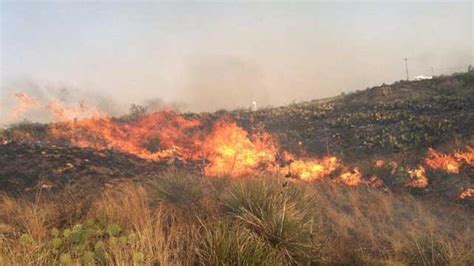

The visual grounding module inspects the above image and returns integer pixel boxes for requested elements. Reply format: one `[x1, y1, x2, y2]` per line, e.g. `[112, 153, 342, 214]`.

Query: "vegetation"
[1, 171, 472, 265]
[232, 71, 474, 157]
[1, 71, 473, 265]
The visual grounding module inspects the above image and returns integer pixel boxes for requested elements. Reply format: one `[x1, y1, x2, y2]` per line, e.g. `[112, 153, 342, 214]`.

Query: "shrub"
[149, 169, 205, 211]
[221, 177, 325, 264]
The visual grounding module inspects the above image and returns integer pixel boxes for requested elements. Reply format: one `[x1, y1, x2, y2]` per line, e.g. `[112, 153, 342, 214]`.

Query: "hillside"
[1, 71, 473, 200]
[230, 72, 473, 158]
[1, 71, 473, 265]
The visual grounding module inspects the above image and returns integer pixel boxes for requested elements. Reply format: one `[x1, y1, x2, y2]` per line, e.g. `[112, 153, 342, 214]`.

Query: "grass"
[1, 170, 473, 265]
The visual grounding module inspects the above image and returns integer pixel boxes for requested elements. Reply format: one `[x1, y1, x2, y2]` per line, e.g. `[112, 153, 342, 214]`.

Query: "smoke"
[178, 56, 270, 112]
[0, 78, 189, 125]
[0, 78, 122, 125]
[1, 2, 472, 123]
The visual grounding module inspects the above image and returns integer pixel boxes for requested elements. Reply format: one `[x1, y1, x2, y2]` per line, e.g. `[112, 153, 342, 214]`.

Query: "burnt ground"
[0, 141, 182, 194]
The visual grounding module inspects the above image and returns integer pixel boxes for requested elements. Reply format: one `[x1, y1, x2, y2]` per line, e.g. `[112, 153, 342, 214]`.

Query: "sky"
[0, 1, 473, 120]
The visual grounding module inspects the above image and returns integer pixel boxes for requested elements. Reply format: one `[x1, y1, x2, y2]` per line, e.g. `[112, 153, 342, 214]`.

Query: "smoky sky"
[1, 2, 473, 122]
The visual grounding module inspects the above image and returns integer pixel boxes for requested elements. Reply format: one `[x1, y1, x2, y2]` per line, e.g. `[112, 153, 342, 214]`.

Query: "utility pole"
[404, 58, 409, 81]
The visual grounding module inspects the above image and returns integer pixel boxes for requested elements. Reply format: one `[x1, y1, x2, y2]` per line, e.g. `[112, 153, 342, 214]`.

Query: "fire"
[337, 168, 362, 186]
[425, 148, 460, 173]
[202, 120, 277, 176]
[285, 155, 340, 181]
[459, 188, 474, 199]
[37, 95, 351, 181]
[407, 166, 428, 188]
[405, 147, 473, 189]
[454, 147, 474, 166]
[15, 91, 472, 190]
[49, 111, 203, 161]
[7, 92, 474, 191]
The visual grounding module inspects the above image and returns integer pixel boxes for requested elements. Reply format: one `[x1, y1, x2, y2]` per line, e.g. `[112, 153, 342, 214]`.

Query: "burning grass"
[1, 171, 473, 265]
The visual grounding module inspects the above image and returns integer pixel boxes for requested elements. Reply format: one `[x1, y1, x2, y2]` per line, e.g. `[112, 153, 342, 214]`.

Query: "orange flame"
[425, 148, 460, 174]
[407, 166, 428, 188]
[454, 147, 474, 167]
[285, 155, 340, 181]
[459, 188, 474, 200]
[49, 111, 202, 161]
[337, 168, 362, 186]
[7, 92, 406, 187]
[202, 120, 277, 176]
[46, 104, 351, 181]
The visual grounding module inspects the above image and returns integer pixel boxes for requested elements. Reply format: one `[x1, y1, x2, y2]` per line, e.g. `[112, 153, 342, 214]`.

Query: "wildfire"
[337, 168, 362, 186]
[47, 109, 357, 181]
[407, 166, 428, 188]
[49, 111, 203, 161]
[9, 90, 353, 181]
[459, 188, 474, 200]
[8, 92, 470, 190]
[454, 147, 474, 166]
[425, 148, 460, 173]
[202, 120, 277, 176]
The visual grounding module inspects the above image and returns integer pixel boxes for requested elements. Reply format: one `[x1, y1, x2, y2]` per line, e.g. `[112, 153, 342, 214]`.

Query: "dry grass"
[1, 171, 473, 265]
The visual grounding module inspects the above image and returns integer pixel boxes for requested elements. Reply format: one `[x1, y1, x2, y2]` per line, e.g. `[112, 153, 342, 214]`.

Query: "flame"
[49, 111, 202, 160]
[407, 166, 428, 188]
[16, 92, 473, 191]
[285, 155, 340, 181]
[202, 120, 277, 176]
[425, 148, 460, 174]
[459, 188, 474, 199]
[337, 168, 362, 186]
[45, 102, 350, 181]
[454, 147, 474, 167]
[7, 92, 474, 192]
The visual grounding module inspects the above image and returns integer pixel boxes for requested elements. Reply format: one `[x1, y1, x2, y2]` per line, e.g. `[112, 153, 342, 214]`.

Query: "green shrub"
[221, 178, 325, 264]
[150, 169, 205, 210]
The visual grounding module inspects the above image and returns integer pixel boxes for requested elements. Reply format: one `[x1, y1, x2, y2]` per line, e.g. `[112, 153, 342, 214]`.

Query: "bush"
[149, 169, 205, 211]
[221, 177, 326, 264]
